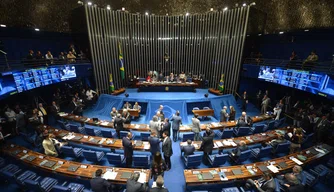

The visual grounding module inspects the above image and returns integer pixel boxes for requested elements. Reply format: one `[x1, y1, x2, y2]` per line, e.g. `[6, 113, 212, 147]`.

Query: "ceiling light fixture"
[87, 2, 92, 6]
[279, 31, 284, 34]
[223, 7, 228, 11]
[210, 8, 214, 11]
[107, 5, 111, 10]
[35, 28, 40, 31]
[186, 12, 189, 16]
[122, 7, 125, 11]
[145, 12, 149, 15]
[0, 24, 6, 27]
[243, 3, 247, 7]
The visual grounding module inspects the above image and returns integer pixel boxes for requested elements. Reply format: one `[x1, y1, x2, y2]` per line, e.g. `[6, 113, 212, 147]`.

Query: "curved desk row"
[59, 113, 273, 132]
[40, 125, 151, 151]
[136, 82, 198, 92]
[3, 144, 151, 184]
[183, 144, 333, 186]
[180, 127, 288, 151]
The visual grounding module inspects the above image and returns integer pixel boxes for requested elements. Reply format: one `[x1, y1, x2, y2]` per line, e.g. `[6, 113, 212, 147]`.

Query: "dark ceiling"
[1, 0, 334, 33]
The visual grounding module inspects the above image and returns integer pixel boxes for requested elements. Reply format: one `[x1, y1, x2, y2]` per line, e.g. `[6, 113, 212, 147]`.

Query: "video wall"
[258, 66, 334, 99]
[0, 65, 77, 99]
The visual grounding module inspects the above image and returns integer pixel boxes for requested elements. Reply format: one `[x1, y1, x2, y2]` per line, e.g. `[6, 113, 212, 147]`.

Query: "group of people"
[146, 71, 188, 83]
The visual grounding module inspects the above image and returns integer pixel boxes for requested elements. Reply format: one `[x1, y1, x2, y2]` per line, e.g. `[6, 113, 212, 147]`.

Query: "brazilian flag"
[109, 74, 115, 92]
[218, 74, 225, 92]
[118, 42, 125, 79]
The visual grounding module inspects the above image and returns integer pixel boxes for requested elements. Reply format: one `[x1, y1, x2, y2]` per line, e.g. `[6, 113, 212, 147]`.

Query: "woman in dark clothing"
[151, 152, 167, 181]
[289, 128, 303, 154]
[229, 106, 236, 121]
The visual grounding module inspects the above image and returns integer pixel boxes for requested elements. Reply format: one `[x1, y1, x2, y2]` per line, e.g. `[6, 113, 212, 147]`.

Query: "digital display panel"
[0, 72, 18, 99]
[258, 66, 334, 100]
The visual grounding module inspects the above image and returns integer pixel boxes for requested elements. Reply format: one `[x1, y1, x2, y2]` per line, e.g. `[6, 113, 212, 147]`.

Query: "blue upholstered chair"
[309, 164, 333, 181]
[303, 170, 318, 187]
[140, 132, 151, 141]
[233, 127, 250, 137]
[69, 124, 85, 134]
[274, 178, 280, 192]
[183, 132, 195, 142]
[0, 164, 21, 180]
[52, 182, 85, 192]
[24, 177, 58, 192]
[220, 129, 234, 139]
[120, 131, 129, 139]
[265, 120, 276, 131]
[250, 124, 265, 134]
[106, 153, 125, 166]
[60, 146, 83, 158]
[101, 129, 116, 138]
[183, 154, 203, 168]
[85, 127, 102, 137]
[275, 117, 286, 128]
[133, 155, 150, 168]
[272, 142, 290, 154]
[193, 107, 200, 110]
[208, 153, 228, 167]
[230, 149, 251, 164]
[82, 150, 105, 162]
[221, 187, 241, 192]
[302, 133, 314, 145]
[57, 120, 70, 131]
[15, 170, 37, 186]
[251, 146, 273, 159]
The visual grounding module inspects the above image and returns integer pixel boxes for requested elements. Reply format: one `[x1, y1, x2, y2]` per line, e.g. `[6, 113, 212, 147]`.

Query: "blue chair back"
[274, 178, 280, 192]
[222, 187, 240, 192]
[133, 155, 150, 168]
[120, 131, 129, 138]
[183, 132, 195, 142]
[221, 129, 233, 139]
[257, 146, 273, 159]
[140, 132, 150, 141]
[203, 107, 210, 110]
[24, 179, 42, 192]
[303, 170, 317, 186]
[266, 120, 276, 131]
[69, 124, 80, 133]
[252, 124, 265, 134]
[235, 127, 250, 136]
[185, 154, 203, 168]
[211, 154, 228, 167]
[276, 117, 286, 128]
[274, 142, 290, 154]
[101, 130, 114, 138]
[85, 127, 96, 136]
[106, 153, 124, 166]
[193, 107, 200, 110]
[58, 120, 70, 131]
[16, 170, 37, 186]
[52, 185, 71, 192]
[235, 149, 251, 163]
[82, 150, 99, 162]
[302, 133, 314, 145]
[61, 146, 82, 158]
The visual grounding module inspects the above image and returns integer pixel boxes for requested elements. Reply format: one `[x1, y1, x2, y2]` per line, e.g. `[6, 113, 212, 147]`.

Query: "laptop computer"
[58, 132, 68, 137]
[121, 172, 132, 179]
[232, 169, 243, 175]
[135, 141, 143, 147]
[43, 161, 57, 168]
[258, 165, 269, 172]
[67, 165, 80, 172]
[201, 172, 214, 180]
[26, 156, 36, 162]
[72, 136, 83, 141]
[278, 162, 288, 169]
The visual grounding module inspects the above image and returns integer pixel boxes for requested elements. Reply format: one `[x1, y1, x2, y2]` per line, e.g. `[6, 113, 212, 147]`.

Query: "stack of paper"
[230, 142, 237, 147]
[315, 148, 325, 154]
[213, 143, 218, 148]
[216, 141, 223, 147]
[267, 165, 279, 173]
[102, 171, 118, 180]
[63, 135, 75, 140]
[291, 158, 303, 165]
[180, 142, 187, 146]
[137, 172, 147, 183]
[85, 118, 90, 122]
[101, 122, 109, 126]
[223, 140, 231, 146]
[211, 123, 219, 127]
[194, 144, 199, 148]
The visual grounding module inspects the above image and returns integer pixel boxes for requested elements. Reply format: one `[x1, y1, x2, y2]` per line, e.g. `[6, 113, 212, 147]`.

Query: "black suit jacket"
[90, 177, 112, 192]
[301, 116, 313, 134]
[126, 179, 147, 192]
[200, 131, 214, 153]
[162, 122, 171, 135]
[257, 179, 276, 192]
[150, 187, 169, 192]
[50, 105, 60, 117]
[122, 137, 133, 158]
[162, 137, 173, 157]
[113, 117, 124, 131]
[232, 145, 249, 157]
[148, 136, 161, 155]
[181, 145, 195, 157]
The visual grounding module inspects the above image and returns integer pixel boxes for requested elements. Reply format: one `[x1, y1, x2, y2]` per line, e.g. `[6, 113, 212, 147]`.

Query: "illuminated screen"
[258, 66, 334, 100]
[0, 72, 18, 99]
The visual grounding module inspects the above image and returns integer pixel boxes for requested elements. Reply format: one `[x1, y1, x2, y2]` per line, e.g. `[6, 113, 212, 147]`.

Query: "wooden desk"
[179, 114, 273, 132]
[136, 82, 198, 92]
[184, 144, 333, 186]
[60, 113, 150, 132]
[208, 88, 223, 95]
[41, 125, 150, 151]
[111, 88, 126, 95]
[118, 109, 140, 117]
[192, 109, 215, 117]
[180, 127, 287, 151]
[4, 144, 151, 184]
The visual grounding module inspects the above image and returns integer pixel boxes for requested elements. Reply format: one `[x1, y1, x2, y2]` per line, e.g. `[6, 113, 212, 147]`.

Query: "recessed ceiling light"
[35, 28, 40, 31]
[87, 2, 92, 6]
[223, 7, 228, 11]
[0, 24, 6, 27]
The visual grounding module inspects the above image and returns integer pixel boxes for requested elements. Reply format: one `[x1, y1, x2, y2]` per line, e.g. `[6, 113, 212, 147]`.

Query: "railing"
[243, 58, 334, 74]
[0, 58, 91, 71]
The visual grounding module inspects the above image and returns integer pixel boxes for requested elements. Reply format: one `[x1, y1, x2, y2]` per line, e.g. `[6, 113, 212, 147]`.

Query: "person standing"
[148, 132, 161, 156]
[38, 103, 48, 125]
[42, 133, 58, 157]
[110, 107, 118, 119]
[191, 114, 201, 141]
[220, 106, 229, 122]
[200, 127, 214, 165]
[150, 152, 167, 181]
[149, 116, 160, 137]
[161, 118, 171, 137]
[261, 95, 270, 114]
[256, 90, 262, 109]
[114, 114, 125, 139]
[122, 132, 134, 167]
[241, 91, 248, 112]
[90, 169, 113, 192]
[229, 106, 236, 121]
[170, 111, 182, 142]
[273, 100, 284, 120]
[162, 131, 173, 170]
[157, 105, 165, 121]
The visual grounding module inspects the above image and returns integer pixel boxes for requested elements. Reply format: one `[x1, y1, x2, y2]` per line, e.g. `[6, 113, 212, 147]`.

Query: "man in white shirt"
[86, 88, 97, 101]
[39, 103, 48, 125]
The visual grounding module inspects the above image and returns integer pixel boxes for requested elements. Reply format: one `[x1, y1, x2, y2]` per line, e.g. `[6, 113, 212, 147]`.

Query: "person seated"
[179, 71, 186, 83]
[303, 50, 318, 70]
[245, 172, 276, 192]
[133, 102, 141, 113]
[237, 112, 253, 127]
[126, 172, 148, 192]
[150, 175, 169, 192]
[110, 107, 118, 119]
[168, 73, 175, 82]
[267, 134, 286, 149]
[229, 141, 248, 159]
[277, 165, 305, 186]
[146, 74, 152, 82]
[279, 173, 303, 192]
[158, 71, 164, 82]
[90, 169, 114, 192]
[42, 133, 59, 157]
[181, 139, 195, 158]
[273, 100, 284, 120]
[123, 102, 132, 109]
[122, 109, 131, 124]
[67, 51, 76, 63]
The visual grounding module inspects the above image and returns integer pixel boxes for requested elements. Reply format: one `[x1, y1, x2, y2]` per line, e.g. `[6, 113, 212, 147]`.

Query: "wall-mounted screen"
[258, 66, 334, 99]
[0, 71, 18, 99]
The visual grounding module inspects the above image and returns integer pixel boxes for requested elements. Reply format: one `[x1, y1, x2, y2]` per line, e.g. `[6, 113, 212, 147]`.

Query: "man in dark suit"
[314, 115, 330, 143]
[229, 141, 248, 160]
[237, 112, 253, 127]
[246, 172, 276, 192]
[161, 118, 170, 137]
[200, 127, 214, 165]
[126, 172, 148, 192]
[301, 113, 315, 134]
[150, 175, 169, 192]
[162, 131, 173, 170]
[280, 173, 303, 192]
[114, 114, 124, 139]
[90, 169, 113, 192]
[242, 91, 248, 112]
[181, 139, 195, 157]
[170, 111, 182, 142]
[122, 109, 131, 124]
[268, 134, 286, 149]
[148, 132, 161, 156]
[220, 106, 229, 122]
[122, 132, 134, 167]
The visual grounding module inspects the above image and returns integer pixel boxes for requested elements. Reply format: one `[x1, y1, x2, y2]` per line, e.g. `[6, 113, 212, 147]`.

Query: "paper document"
[315, 148, 325, 154]
[135, 124, 140, 129]
[267, 165, 279, 173]
[144, 145, 150, 150]
[231, 142, 237, 147]
[216, 141, 223, 147]
[180, 142, 187, 146]
[211, 123, 219, 127]
[101, 122, 109, 126]
[194, 144, 199, 148]
[137, 173, 147, 183]
[102, 171, 118, 180]
[223, 140, 231, 146]
[291, 158, 303, 165]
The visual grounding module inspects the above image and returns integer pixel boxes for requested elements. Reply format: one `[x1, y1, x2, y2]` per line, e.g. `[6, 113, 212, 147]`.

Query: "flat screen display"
[258, 66, 334, 100]
[0, 72, 18, 99]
